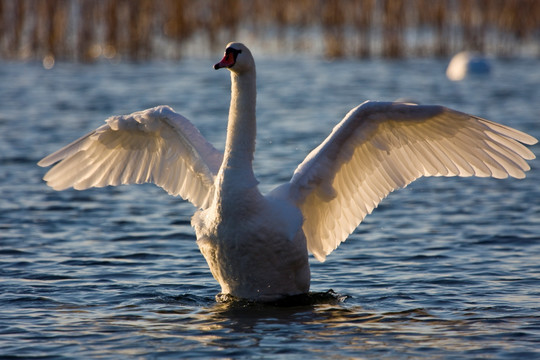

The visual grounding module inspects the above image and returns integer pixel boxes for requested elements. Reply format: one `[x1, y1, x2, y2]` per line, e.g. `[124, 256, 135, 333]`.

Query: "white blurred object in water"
[446, 51, 491, 81]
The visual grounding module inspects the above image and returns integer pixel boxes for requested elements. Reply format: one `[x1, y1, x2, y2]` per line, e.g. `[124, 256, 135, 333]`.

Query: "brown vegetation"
[0, 0, 538, 62]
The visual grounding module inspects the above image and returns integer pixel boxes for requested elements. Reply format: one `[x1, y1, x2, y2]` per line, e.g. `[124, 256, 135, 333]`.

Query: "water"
[1, 55, 539, 359]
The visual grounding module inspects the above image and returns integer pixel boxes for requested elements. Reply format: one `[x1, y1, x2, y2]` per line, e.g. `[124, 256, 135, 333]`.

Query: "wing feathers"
[39, 106, 223, 209]
[288, 101, 537, 261]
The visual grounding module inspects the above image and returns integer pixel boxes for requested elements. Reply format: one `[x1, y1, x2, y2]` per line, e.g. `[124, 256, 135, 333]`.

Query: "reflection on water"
[39, 295, 536, 358]
[1, 57, 539, 358]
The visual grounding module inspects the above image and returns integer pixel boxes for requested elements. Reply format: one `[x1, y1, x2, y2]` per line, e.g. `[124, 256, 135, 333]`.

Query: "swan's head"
[214, 42, 254, 74]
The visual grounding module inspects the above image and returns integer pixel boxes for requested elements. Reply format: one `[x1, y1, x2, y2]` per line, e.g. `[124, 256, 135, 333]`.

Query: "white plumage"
[39, 105, 223, 209]
[290, 102, 536, 260]
[39, 43, 537, 301]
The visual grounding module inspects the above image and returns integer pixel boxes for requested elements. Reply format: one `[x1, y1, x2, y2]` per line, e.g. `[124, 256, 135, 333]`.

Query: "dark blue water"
[1, 56, 539, 359]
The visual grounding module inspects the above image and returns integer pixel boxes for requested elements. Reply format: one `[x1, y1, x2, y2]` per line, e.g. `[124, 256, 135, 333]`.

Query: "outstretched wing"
[287, 101, 537, 261]
[38, 105, 223, 209]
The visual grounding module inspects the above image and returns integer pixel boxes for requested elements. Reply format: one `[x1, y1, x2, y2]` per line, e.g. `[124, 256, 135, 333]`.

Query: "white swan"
[446, 51, 491, 81]
[39, 42, 537, 301]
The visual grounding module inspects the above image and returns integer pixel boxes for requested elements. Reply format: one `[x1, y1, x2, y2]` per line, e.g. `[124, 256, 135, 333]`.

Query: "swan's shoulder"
[265, 184, 304, 241]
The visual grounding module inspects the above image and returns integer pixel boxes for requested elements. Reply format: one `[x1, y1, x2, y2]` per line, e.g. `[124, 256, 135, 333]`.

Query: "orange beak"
[214, 52, 236, 70]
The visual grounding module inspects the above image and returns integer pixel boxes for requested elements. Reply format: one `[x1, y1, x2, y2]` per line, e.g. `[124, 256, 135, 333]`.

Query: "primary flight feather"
[39, 42, 537, 301]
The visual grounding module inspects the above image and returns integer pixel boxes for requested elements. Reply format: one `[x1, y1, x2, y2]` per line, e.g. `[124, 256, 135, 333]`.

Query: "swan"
[39, 42, 537, 302]
[446, 51, 491, 81]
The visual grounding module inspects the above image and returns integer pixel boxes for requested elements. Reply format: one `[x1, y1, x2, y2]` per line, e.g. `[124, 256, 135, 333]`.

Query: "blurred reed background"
[0, 0, 539, 63]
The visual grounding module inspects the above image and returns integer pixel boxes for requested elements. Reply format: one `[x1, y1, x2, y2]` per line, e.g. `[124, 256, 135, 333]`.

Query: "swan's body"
[39, 43, 537, 301]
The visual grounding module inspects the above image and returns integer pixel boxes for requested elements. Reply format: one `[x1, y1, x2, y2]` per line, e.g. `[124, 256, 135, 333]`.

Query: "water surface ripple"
[1, 57, 539, 359]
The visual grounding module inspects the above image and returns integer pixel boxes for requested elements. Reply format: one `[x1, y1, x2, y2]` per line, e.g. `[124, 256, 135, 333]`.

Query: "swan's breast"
[191, 197, 310, 300]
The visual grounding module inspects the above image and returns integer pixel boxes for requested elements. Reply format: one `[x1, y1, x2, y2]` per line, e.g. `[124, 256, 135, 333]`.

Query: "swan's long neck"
[219, 69, 258, 190]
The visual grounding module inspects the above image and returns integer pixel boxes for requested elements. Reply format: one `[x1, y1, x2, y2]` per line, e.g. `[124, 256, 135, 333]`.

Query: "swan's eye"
[225, 47, 242, 59]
